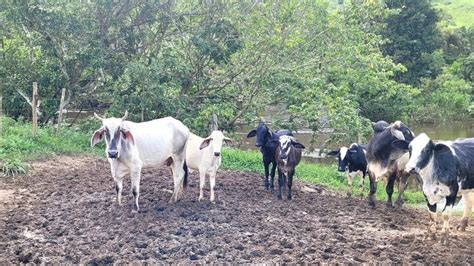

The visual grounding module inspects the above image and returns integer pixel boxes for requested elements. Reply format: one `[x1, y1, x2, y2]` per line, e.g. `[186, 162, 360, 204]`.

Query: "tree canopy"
[1, 0, 472, 142]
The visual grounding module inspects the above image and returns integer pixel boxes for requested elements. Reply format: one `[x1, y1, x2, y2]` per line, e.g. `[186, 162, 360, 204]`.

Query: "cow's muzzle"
[108, 150, 119, 158]
[405, 166, 419, 174]
[214, 152, 221, 157]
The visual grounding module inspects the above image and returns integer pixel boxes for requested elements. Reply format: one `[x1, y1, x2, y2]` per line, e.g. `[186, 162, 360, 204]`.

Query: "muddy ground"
[0, 156, 472, 264]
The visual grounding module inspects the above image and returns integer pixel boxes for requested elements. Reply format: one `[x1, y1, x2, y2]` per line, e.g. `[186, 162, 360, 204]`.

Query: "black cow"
[393, 133, 474, 242]
[328, 143, 368, 197]
[275, 135, 305, 200]
[366, 120, 415, 209]
[247, 121, 292, 191]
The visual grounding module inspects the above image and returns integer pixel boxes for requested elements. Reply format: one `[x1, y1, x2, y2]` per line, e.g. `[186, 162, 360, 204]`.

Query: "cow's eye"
[105, 128, 110, 140]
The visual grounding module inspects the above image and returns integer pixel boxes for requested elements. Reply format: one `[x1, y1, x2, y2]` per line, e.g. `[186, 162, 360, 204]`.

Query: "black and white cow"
[247, 121, 292, 191]
[366, 120, 415, 209]
[275, 135, 305, 200]
[328, 143, 368, 197]
[393, 133, 474, 242]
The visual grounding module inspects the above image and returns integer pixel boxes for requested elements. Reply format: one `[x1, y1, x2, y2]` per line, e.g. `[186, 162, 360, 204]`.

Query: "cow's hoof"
[287, 196, 292, 200]
[456, 218, 468, 231]
[423, 232, 436, 241]
[386, 203, 394, 209]
[277, 195, 283, 200]
[439, 232, 449, 245]
[395, 199, 404, 208]
[368, 203, 376, 209]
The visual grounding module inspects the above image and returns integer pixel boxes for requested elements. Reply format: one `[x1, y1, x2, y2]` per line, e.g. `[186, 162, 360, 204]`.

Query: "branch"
[16, 88, 42, 116]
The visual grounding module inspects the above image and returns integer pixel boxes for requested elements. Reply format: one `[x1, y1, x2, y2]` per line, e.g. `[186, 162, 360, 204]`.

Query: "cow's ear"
[292, 141, 305, 149]
[121, 128, 135, 145]
[392, 140, 409, 151]
[200, 138, 212, 150]
[247, 129, 257, 138]
[433, 143, 451, 154]
[389, 140, 409, 161]
[327, 149, 340, 157]
[91, 128, 105, 147]
[390, 126, 405, 141]
[223, 137, 233, 146]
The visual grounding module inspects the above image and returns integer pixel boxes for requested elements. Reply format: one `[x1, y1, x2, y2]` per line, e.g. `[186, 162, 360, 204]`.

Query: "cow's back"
[125, 117, 189, 168]
[452, 138, 474, 190]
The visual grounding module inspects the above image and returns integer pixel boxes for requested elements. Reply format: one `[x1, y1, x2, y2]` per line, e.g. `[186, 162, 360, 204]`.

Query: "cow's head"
[199, 130, 232, 157]
[278, 135, 305, 160]
[368, 120, 415, 181]
[328, 144, 361, 172]
[399, 133, 455, 205]
[247, 121, 272, 147]
[90, 111, 135, 159]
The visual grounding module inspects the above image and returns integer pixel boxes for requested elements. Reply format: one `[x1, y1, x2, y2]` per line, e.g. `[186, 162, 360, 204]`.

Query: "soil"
[0, 156, 472, 264]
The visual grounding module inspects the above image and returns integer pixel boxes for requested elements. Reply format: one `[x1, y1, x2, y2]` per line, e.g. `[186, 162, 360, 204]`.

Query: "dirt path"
[0, 156, 472, 264]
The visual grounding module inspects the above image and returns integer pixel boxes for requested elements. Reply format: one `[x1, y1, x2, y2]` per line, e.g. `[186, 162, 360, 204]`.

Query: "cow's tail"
[183, 160, 189, 188]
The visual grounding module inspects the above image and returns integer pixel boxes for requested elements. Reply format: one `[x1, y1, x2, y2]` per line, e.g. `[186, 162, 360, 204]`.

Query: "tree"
[382, 0, 443, 86]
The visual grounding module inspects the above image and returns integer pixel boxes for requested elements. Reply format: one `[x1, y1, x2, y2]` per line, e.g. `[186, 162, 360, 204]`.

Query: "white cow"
[186, 130, 232, 202]
[91, 111, 189, 212]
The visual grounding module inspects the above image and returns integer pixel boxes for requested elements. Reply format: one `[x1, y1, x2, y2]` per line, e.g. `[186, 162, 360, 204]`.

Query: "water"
[234, 121, 474, 165]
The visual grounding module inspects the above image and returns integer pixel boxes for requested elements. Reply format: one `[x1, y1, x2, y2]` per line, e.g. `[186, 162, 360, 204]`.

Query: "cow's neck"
[420, 153, 435, 183]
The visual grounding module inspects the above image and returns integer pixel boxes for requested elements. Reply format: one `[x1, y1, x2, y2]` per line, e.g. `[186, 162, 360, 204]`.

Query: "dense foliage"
[1, 0, 472, 142]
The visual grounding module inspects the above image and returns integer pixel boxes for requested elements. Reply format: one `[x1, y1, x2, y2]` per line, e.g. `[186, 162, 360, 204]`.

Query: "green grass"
[0, 116, 101, 176]
[221, 147, 426, 204]
[432, 0, 474, 28]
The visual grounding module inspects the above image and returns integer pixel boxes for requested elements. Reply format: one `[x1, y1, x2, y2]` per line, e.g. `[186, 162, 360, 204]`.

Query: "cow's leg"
[110, 161, 127, 207]
[131, 167, 141, 212]
[440, 200, 455, 244]
[270, 161, 277, 192]
[385, 172, 397, 208]
[115, 178, 123, 206]
[457, 193, 473, 231]
[395, 173, 409, 208]
[287, 170, 294, 200]
[359, 173, 366, 198]
[170, 157, 186, 203]
[346, 172, 354, 197]
[210, 170, 217, 203]
[423, 193, 438, 240]
[263, 160, 270, 191]
[368, 173, 377, 209]
[277, 168, 284, 200]
[198, 170, 206, 202]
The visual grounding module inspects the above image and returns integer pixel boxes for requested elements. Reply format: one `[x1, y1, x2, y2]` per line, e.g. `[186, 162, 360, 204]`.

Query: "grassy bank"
[432, 0, 474, 28]
[1, 116, 425, 204]
[221, 148, 426, 205]
[0, 116, 101, 175]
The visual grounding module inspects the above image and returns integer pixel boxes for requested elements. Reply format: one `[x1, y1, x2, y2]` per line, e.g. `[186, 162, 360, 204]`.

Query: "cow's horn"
[122, 110, 128, 121]
[94, 112, 104, 121]
[393, 120, 402, 129]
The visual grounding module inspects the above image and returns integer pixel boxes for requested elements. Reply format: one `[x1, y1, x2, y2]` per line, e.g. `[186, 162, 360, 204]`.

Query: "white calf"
[91, 111, 189, 211]
[186, 131, 232, 202]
